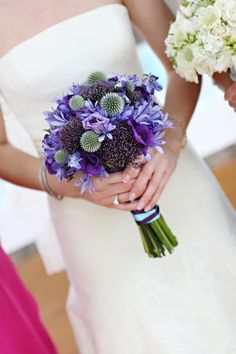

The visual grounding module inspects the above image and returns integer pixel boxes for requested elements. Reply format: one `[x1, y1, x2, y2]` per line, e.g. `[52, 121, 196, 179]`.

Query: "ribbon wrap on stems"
[131, 206, 178, 258]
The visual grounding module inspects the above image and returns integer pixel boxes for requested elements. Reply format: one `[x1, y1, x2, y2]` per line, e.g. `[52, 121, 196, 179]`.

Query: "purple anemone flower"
[80, 154, 102, 176]
[128, 118, 155, 147]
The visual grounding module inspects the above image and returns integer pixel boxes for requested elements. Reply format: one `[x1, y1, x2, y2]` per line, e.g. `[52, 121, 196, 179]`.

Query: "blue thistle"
[80, 131, 101, 153]
[54, 149, 68, 164]
[100, 93, 124, 117]
[88, 71, 106, 84]
[69, 95, 85, 110]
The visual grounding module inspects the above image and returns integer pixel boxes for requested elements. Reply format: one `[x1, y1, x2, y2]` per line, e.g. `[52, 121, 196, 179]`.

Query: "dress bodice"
[0, 4, 142, 152]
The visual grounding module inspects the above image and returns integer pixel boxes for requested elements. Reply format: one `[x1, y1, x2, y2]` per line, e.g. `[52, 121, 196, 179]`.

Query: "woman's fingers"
[225, 82, 236, 101]
[128, 158, 159, 206]
[101, 194, 138, 210]
[92, 172, 127, 190]
[114, 201, 139, 211]
[228, 96, 236, 109]
[115, 192, 131, 203]
[93, 182, 134, 202]
[225, 82, 236, 109]
[122, 165, 140, 183]
[136, 167, 165, 211]
[144, 174, 169, 211]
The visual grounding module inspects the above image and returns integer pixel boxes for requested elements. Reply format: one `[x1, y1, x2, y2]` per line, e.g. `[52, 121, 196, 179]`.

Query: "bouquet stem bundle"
[132, 206, 178, 258]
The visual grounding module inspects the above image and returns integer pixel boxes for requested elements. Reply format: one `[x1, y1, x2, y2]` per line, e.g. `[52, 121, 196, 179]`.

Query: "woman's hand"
[225, 82, 236, 110]
[213, 72, 236, 109]
[122, 129, 183, 212]
[213, 72, 233, 92]
[48, 169, 140, 211]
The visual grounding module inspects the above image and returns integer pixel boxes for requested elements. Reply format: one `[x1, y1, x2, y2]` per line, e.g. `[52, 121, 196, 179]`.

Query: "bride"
[0, 0, 236, 353]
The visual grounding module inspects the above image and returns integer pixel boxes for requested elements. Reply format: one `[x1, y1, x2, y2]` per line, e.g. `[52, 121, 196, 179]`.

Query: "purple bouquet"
[43, 71, 178, 258]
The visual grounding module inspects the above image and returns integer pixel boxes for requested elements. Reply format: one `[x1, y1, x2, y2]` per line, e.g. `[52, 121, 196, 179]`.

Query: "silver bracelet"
[39, 163, 63, 200]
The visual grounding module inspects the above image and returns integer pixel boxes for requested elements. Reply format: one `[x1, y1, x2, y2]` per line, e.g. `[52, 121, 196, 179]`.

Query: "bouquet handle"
[131, 206, 178, 258]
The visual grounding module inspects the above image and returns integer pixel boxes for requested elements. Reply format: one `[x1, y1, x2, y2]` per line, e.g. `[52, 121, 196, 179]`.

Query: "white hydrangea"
[232, 56, 236, 67]
[197, 30, 224, 53]
[194, 5, 222, 30]
[179, 3, 198, 18]
[216, 0, 236, 27]
[165, 0, 236, 82]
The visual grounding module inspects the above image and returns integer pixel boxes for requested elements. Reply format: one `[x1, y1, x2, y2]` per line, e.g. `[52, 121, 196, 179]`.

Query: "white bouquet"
[165, 0, 236, 83]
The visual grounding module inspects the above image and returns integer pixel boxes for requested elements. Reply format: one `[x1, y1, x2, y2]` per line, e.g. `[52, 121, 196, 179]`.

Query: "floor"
[14, 145, 236, 354]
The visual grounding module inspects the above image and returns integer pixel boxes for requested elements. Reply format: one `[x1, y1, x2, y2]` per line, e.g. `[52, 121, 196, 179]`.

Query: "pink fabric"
[0, 246, 58, 354]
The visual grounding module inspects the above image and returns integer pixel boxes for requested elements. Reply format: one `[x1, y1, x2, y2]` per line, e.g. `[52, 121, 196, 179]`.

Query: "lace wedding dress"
[1, 4, 236, 354]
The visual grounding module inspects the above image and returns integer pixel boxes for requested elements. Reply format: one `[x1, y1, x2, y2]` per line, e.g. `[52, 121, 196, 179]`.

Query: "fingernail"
[137, 201, 144, 211]
[145, 205, 151, 212]
[122, 174, 130, 183]
[129, 192, 136, 201]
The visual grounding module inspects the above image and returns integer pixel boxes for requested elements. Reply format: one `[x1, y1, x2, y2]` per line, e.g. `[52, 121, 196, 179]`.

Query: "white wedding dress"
[1, 4, 236, 354]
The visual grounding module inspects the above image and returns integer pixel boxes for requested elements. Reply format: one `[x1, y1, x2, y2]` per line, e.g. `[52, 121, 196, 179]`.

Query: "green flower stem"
[140, 225, 156, 257]
[144, 226, 162, 258]
[147, 224, 166, 256]
[151, 221, 174, 254]
[138, 225, 151, 256]
[158, 215, 178, 247]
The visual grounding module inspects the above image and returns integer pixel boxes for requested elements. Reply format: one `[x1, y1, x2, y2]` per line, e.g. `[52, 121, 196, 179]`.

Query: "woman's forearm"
[0, 142, 42, 190]
[163, 71, 201, 151]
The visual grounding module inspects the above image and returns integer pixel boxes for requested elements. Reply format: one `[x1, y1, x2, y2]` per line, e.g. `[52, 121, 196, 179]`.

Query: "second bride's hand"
[225, 82, 236, 110]
[213, 72, 236, 109]
[122, 129, 183, 212]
